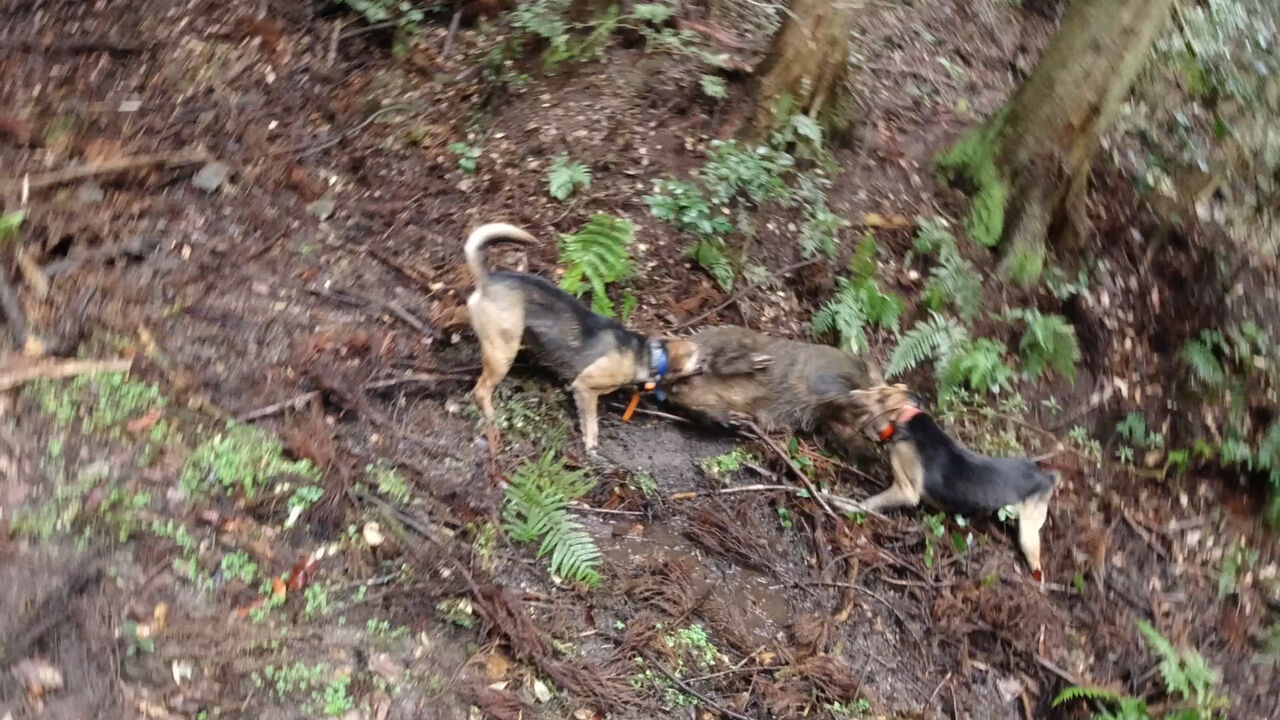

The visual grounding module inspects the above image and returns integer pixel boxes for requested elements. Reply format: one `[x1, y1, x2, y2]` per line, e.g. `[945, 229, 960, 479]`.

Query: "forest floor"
[1, 1, 1278, 719]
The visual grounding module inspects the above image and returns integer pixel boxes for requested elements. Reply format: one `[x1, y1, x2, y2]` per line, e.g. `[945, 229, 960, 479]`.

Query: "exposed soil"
[1, 1, 1278, 719]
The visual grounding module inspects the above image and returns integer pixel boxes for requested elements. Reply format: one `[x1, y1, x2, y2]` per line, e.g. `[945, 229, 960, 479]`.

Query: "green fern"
[559, 213, 634, 316]
[1135, 620, 1224, 714]
[548, 153, 591, 201]
[1005, 308, 1079, 381]
[1182, 334, 1227, 387]
[886, 311, 970, 379]
[795, 173, 847, 259]
[938, 338, 1015, 398]
[687, 236, 735, 291]
[812, 236, 903, 353]
[912, 216, 954, 256]
[503, 452, 602, 586]
[1052, 686, 1121, 708]
[922, 252, 983, 323]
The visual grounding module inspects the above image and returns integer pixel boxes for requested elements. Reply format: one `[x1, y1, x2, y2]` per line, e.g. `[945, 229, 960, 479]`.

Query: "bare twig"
[670, 482, 887, 519]
[0, 357, 132, 392]
[236, 390, 320, 422]
[740, 419, 837, 518]
[269, 103, 417, 158]
[0, 268, 29, 350]
[441, 10, 462, 59]
[3, 150, 207, 193]
[633, 649, 754, 720]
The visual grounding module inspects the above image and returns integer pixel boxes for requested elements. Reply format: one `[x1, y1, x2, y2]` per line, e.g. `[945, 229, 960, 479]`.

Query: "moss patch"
[935, 110, 1009, 249]
[181, 422, 319, 499]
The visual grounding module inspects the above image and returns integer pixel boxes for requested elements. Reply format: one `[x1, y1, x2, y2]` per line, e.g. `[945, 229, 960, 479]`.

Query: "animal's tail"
[464, 223, 537, 288]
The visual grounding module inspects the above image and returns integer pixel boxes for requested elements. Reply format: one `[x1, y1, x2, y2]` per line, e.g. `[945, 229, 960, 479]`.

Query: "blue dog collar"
[649, 340, 669, 402]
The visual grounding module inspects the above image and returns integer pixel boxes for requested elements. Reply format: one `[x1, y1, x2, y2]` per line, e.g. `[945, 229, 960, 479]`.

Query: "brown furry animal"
[464, 223, 703, 451]
[659, 326, 885, 452]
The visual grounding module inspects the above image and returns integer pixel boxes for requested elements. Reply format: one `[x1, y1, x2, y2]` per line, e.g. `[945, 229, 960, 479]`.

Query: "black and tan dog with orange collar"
[851, 384, 1059, 581]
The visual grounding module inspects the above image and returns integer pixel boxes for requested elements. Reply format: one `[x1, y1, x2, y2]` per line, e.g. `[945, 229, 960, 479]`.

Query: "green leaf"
[699, 74, 728, 100]
[558, 214, 634, 317]
[548, 154, 591, 201]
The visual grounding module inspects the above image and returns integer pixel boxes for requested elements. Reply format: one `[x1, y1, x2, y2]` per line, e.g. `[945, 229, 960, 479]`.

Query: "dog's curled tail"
[465, 223, 537, 288]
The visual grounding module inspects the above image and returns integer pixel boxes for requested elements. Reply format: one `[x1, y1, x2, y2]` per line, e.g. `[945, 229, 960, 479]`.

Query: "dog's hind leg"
[468, 299, 523, 445]
[1016, 489, 1051, 581]
[571, 385, 603, 451]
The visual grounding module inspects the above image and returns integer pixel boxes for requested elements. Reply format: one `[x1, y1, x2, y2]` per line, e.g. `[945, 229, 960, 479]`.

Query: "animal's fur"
[850, 386, 1058, 579]
[464, 223, 702, 450]
[659, 326, 885, 452]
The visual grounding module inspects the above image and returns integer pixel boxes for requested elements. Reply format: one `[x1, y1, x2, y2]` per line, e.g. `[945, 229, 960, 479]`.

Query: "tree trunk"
[939, 0, 1175, 284]
[750, 0, 857, 138]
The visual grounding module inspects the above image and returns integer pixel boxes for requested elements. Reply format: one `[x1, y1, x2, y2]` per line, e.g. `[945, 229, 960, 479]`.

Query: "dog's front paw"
[725, 410, 755, 427]
[751, 353, 773, 370]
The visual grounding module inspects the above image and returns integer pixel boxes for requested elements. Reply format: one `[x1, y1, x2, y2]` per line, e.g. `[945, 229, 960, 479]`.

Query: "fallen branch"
[0, 357, 133, 392]
[3, 150, 208, 193]
[740, 419, 837, 518]
[670, 482, 887, 519]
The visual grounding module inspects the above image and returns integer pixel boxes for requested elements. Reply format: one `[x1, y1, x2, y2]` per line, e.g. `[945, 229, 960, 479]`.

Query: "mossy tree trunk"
[939, 0, 1175, 284]
[750, 0, 858, 138]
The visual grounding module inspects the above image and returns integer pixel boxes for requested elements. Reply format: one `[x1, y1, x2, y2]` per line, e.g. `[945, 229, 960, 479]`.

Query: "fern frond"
[1006, 308, 1079, 381]
[688, 236, 735, 291]
[1051, 685, 1120, 708]
[812, 274, 904, 354]
[912, 216, 954, 256]
[886, 312, 970, 378]
[922, 252, 983, 323]
[559, 214, 634, 316]
[1182, 337, 1226, 387]
[502, 452, 601, 586]
[548, 154, 591, 201]
[939, 338, 1015, 399]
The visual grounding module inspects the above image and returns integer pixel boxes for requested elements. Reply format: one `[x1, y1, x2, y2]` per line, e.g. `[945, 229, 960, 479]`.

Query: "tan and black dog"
[658, 325, 885, 452]
[851, 385, 1059, 580]
[465, 223, 703, 451]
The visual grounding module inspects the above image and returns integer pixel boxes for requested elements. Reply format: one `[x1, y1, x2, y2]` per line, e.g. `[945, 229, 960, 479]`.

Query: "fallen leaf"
[272, 576, 287, 598]
[13, 658, 63, 698]
[532, 678, 553, 704]
[171, 659, 193, 685]
[484, 652, 510, 681]
[861, 212, 911, 230]
[363, 522, 385, 547]
[127, 407, 164, 434]
[286, 552, 318, 592]
[152, 602, 169, 631]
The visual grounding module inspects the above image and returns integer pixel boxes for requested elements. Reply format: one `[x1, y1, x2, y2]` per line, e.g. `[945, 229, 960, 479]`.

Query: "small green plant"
[121, 620, 155, 656]
[558, 213, 634, 316]
[1004, 308, 1080, 381]
[336, 0, 425, 55]
[828, 698, 873, 718]
[1069, 425, 1104, 464]
[1053, 620, 1227, 719]
[812, 235, 904, 353]
[181, 422, 319, 499]
[776, 506, 793, 530]
[436, 598, 476, 628]
[320, 677, 353, 716]
[664, 624, 720, 669]
[219, 550, 258, 585]
[921, 512, 947, 569]
[886, 311, 971, 384]
[935, 110, 1009, 250]
[368, 463, 411, 505]
[699, 74, 728, 100]
[447, 142, 482, 173]
[303, 584, 331, 620]
[795, 173, 847, 259]
[1217, 538, 1257, 598]
[547, 153, 591, 201]
[0, 209, 24, 244]
[938, 337, 1016, 398]
[701, 140, 794, 207]
[502, 452, 602, 585]
[1116, 412, 1165, 450]
[699, 447, 754, 480]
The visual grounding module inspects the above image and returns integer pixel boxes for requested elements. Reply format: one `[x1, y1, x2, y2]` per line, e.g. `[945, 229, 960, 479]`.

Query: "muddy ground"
[2, 1, 1278, 719]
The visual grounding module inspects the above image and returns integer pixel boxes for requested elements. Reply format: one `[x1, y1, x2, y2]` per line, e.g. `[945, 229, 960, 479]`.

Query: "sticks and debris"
[0, 357, 133, 392]
[1, 150, 208, 193]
